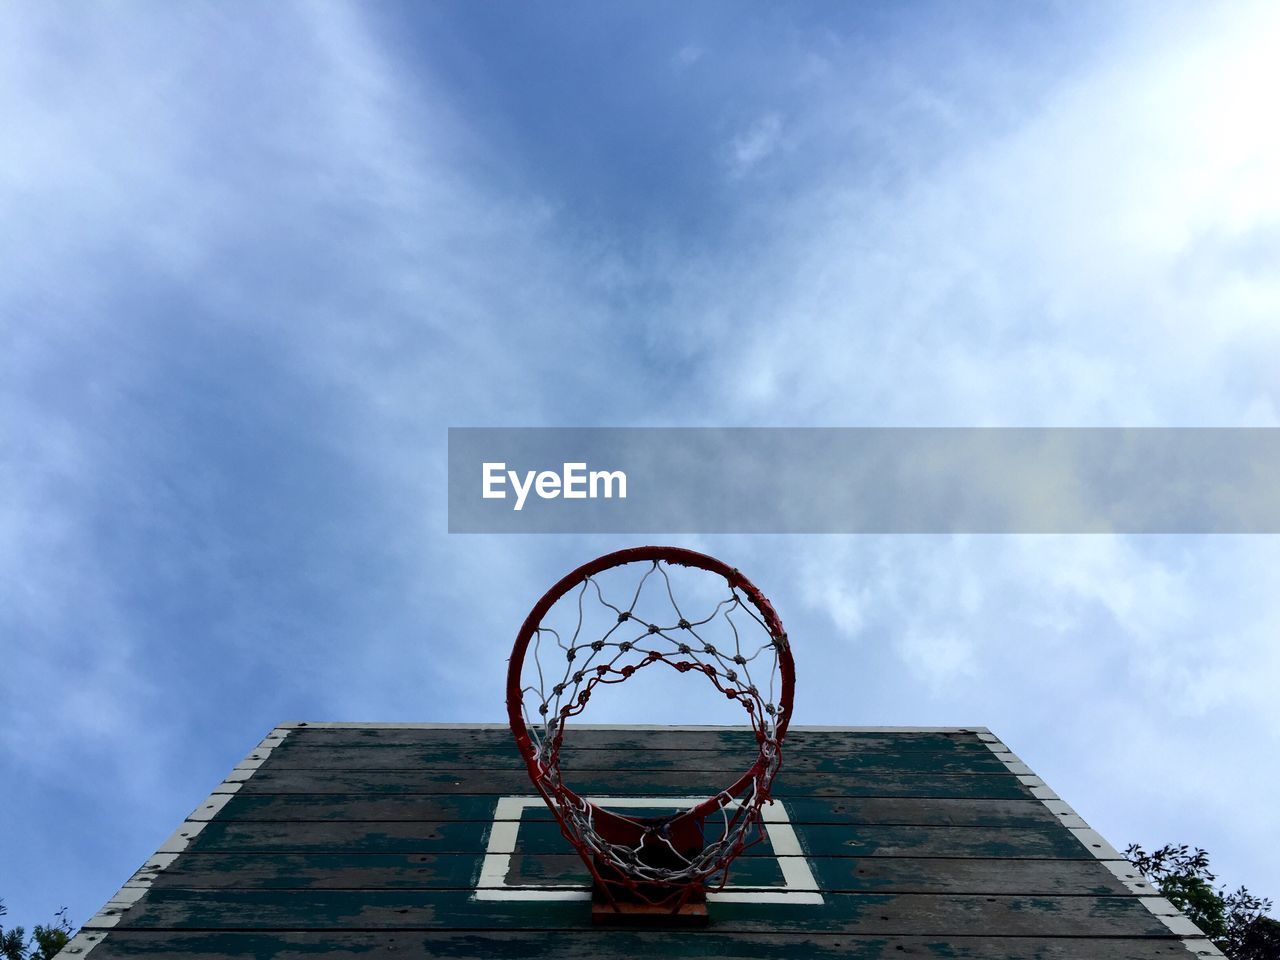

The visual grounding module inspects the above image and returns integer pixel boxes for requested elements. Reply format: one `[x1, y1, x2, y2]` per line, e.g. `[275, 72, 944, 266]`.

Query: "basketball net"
[507, 546, 795, 917]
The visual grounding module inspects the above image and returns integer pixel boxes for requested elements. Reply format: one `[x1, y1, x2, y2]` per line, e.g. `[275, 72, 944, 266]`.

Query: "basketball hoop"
[506, 546, 795, 922]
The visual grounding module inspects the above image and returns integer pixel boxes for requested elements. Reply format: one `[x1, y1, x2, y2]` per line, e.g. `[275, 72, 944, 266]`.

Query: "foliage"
[1126, 844, 1276, 959]
[1239, 917, 1280, 960]
[0, 901, 71, 960]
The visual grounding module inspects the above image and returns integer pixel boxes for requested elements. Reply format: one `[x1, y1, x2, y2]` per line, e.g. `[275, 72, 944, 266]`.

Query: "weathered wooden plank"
[153, 852, 1132, 896]
[805, 824, 1085, 859]
[284, 727, 987, 754]
[266, 744, 1008, 775]
[805, 857, 1133, 897]
[114, 889, 1172, 937]
[805, 797, 1059, 828]
[235, 768, 1030, 799]
[215, 794, 501, 822]
[277, 741, 1002, 762]
[188, 819, 486, 854]
[151, 851, 488, 890]
[151, 851, 780, 890]
[80, 930, 1197, 960]
[215, 794, 1062, 828]
[188, 820, 1086, 859]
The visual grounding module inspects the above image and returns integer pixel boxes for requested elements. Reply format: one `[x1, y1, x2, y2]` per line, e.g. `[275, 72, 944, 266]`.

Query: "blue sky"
[2, 0, 1279, 931]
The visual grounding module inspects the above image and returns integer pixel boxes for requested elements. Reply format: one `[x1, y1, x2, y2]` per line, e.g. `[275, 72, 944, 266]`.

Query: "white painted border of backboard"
[280, 722, 984, 732]
[474, 796, 824, 905]
[975, 729, 1224, 959]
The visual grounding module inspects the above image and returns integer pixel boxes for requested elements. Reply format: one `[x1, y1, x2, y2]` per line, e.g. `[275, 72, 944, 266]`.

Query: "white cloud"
[728, 112, 784, 177]
[897, 629, 977, 692]
[772, 532, 1280, 896]
[674, 44, 704, 68]
[0, 0, 637, 926]
[671, 2, 1280, 427]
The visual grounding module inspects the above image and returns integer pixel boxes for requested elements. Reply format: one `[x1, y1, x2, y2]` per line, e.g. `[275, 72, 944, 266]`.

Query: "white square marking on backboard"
[474, 796, 824, 905]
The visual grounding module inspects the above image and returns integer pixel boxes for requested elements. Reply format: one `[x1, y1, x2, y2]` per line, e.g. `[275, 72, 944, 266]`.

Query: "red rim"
[506, 545, 794, 825]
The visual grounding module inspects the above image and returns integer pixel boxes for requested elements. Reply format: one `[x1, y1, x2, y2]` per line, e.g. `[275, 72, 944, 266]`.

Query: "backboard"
[59, 723, 1222, 959]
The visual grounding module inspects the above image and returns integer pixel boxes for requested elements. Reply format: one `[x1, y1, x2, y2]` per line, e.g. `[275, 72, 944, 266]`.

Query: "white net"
[512, 556, 790, 893]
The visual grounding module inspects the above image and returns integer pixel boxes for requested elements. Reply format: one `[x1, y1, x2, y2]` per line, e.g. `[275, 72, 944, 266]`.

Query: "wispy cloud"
[0, 0, 630, 926]
[728, 112, 784, 177]
[674, 44, 704, 69]
[665, 3, 1280, 427]
[3, 0, 1279, 930]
